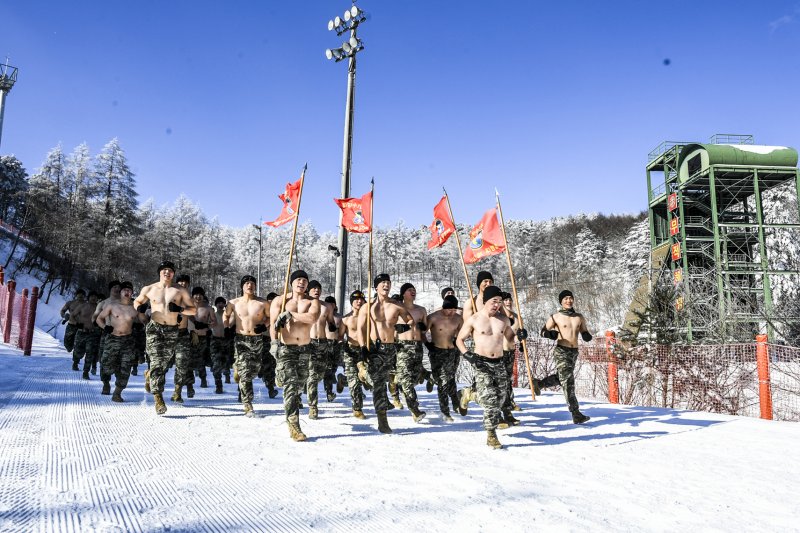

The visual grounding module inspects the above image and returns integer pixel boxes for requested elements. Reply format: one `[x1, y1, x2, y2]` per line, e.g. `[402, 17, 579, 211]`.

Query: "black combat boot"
[572, 411, 591, 424]
[376, 410, 392, 434]
[101, 381, 111, 395]
[130, 364, 138, 376]
[171, 385, 184, 403]
[215, 378, 223, 394]
[72, 361, 79, 371]
[186, 384, 195, 398]
[82, 370, 90, 380]
[200, 376, 208, 388]
[268, 386, 279, 399]
[91, 364, 97, 375]
[112, 386, 124, 403]
[326, 391, 336, 402]
[410, 406, 426, 423]
[336, 373, 347, 394]
[225, 373, 231, 384]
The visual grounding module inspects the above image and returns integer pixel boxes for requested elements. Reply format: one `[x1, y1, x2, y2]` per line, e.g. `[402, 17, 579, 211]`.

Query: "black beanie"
[400, 283, 414, 297]
[214, 297, 226, 305]
[176, 274, 191, 284]
[157, 260, 176, 274]
[290, 270, 309, 284]
[307, 280, 322, 292]
[120, 281, 133, 291]
[108, 280, 121, 290]
[441, 287, 454, 298]
[483, 286, 503, 303]
[477, 271, 493, 287]
[442, 295, 458, 309]
[373, 273, 390, 288]
[350, 290, 365, 303]
[240, 275, 256, 290]
[192, 286, 205, 296]
[558, 290, 574, 303]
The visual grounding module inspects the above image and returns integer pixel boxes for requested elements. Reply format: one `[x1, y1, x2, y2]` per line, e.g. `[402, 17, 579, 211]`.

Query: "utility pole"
[326, 3, 369, 309]
[252, 223, 262, 296]
[0, 58, 19, 150]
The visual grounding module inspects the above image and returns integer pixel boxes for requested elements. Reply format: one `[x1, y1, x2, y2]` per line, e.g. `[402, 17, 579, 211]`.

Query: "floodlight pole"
[335, 40, 357, 308]
[0, 59, 19, 150]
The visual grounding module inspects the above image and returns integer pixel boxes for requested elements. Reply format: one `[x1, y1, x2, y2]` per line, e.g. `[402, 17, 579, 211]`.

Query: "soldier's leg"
[502, 349, 516, 414]
[429, 348, 451, 416]
[115, 336, 137, 400]
[342, 348, 364, 415]
[172, 332, 192, 400]
[474, 357, 507, 449]
[443, 349, 461, 414]
[235, 335, 263, 416]
[64, 323, 78, 353]
[73, 330, 87, 372]
[145, 322, 178, 414]
[224, 339, 234, 382]
[396, 343, 423, 418]
[554, 346, 582, 414]
[100, 335, 119, 395]
[323, 341, 339, 398]
[368, 347, 394, 433]
[84, 329, 101, 378]
[276, 344, 302, 420]
[210, 338, 226, 393]
[306, 342, 328, 415]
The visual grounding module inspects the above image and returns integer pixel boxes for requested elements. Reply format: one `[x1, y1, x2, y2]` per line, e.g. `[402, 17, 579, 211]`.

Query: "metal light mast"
[326, 3, 369, 308]
[0, 59, 19, 150]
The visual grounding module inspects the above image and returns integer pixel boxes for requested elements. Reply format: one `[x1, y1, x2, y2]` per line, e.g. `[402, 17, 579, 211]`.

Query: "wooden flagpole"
[443, 188, 477, 313]
[279, 164, 307, 318]
[495, 189, 536, 400]
[366, 178, 375, 349]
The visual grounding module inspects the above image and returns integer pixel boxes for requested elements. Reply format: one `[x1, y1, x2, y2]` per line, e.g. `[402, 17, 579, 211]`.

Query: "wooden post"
[366, 180, 375, 349]
[278, 165, 307, 341]
[605, 330, 619, 404]
[3, 280, 15, 344]
[443, 190, 476, 313]
[755, 334, 773, 420]
[0, 265, 4, 285]
[23, 286, 39, 356]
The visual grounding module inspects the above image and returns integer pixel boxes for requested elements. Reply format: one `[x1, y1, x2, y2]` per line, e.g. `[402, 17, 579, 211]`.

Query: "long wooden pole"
[495, 189, 536, 401]
[366, 179, 375, 349]
[443, 188, 476, 313]
[280, 164, 307, 317]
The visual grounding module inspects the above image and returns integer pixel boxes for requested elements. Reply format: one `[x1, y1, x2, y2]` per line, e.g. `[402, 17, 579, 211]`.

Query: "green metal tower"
[639, 134, 800, 343]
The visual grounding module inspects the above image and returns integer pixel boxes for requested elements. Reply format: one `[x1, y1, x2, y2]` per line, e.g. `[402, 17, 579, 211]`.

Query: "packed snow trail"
[0, 343, 798, 532]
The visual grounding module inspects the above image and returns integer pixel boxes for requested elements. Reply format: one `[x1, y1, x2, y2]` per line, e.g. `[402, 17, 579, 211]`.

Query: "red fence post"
[605, 330, 619, 404]
[23, 287, 38, 356]
[3, 280, 15, 344]
[0, 266, 4, 285]
[755, 334, 773, 420]
[17, 288, 28, 350]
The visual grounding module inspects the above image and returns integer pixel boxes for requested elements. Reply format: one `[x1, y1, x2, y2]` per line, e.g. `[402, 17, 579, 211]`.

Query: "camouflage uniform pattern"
[100, 334, 137, 389]
[258, 334, 276, 390]
[396, 340, 424, 413]
[64, 323, 79, 353]
[276, 343, 312, 420]
[225, 338, 235, 380]
[471, 354, 508, 431]
[307, 339, 331, 408]
[234, 334, 264, 404]
[145, 321, 179, 394]
[173, 330, 193, 386]
[189, 331, 209, 383]
[539, 345, 580, 413]
[342, 343, 364, 411]
[83, 327, 102, 374]
[429, 346, 460, 416]
[502, 349, 517, 412]
[72, 329, 90, 366]
[210, 337, 229, 381]
[367, 343, 398, 413]
[323, 341, 343, 396]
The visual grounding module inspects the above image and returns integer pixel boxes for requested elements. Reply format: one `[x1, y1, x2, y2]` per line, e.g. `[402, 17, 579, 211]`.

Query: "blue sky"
[2, 1, 800, 232]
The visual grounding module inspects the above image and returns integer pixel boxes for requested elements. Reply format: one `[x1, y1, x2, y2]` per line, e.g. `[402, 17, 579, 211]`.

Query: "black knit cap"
[192, 286, 205, 296]
[157, 260, 175, 273]
[483, 285, 503, 303]
[441, 287, 454, 298]
[240, 275, 257, 290]
[266, 292, 278, 301]
[476, 271, 493, 287]
[108, 280, 121, 290]
[214, 297, 226, 305]
[307, 280, 322, 292]
[120, 281, 133, 291]
[176, 274, 191, 284]
[442, 295, 458, 309]
[290, 270, 309, 284]
[373, 273, 390, 288]
[400, 283, 414, 297]
[350, 290, 365, 303]
[558, 290, 574, 303]
[324, 296, 337, 305]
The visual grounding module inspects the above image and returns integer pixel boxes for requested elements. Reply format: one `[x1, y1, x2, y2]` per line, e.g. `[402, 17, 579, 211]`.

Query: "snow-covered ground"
[1, 329, 799, 533]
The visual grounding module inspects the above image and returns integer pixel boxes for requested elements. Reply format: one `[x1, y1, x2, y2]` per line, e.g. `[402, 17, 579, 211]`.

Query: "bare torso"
[545, 312, 587, 349]
[428, 310, 463, 349]
[226, 296, 269, 336]
[134, 282, 196, 326]
[398, 303, 427, 342]
[310, 300, 332, 340]
[100, 302, 139, 336]
[362, 297, 410, 344]
[270, 293, 320, 346]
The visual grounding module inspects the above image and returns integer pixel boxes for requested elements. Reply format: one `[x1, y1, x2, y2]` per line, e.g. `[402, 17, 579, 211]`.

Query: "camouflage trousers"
[539, 345, 580, 413]
[189, 332, 208, 382]
[145, 321, 179, 395]
[307, 339, 332, 408]
[100, 334, 137, 390]
[234, 334, 264, 404]
[323, 341, 343, 395]
[396, 340, 424, 413]
[472, 354, 508, 431]
[276, 344, 312, 420]
[64, 323, 79, 353]
[367, 343, 398, 413]
[502, 349, 517, 411]
[258, 335, 276, 390]
[429, 346, 460, 416]
[342, 344, 364, 411]
[74, 328, 101, 373]
[210, 337, 230, 380]
[133, 325, 146, 365]
[173, 331, 193, 386]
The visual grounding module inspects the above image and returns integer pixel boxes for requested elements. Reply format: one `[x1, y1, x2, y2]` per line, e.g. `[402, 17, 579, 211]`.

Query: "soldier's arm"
[288, 299, 321, 324]
[95, 306, 112, 329]
[208, 308, 218, 327]
[541, 314, 559, 340]
[503, 316, 516, 342]
[178, 289, 197, 316]
[92, 301, 105, 322]
[455, 317, 474, 354]
[223, 302, 235, 329]
[356, 304, 369, 347]
[269, 297, 282, 337]
[60, 301, 70, 318]
[133, 286, 150, 309]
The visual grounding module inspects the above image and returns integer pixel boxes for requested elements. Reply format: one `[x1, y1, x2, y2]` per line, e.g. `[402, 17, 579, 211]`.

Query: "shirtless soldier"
[501, 292, 522, 417]
[189, 287, 215, 389]
[72, 291, 100, 377]
[307, 280, 337, 419]
[456, 286, 528, 449]
[171, 274, 194, 402]
[426, 294, 464, 421]
[323, 296, 344, 402]
[95, 281, 141, 402]
[357, 273, 418, 434]
[394, 283, 429, 422]
[458, 271, 495, 412]
[133, 261, 197, 415]
[341, 290, 367, 419]
[223, 275, 269, 417]
[60, 289, 85, 353]
[537, 290, 592, 424]
[257, 292, 278, 399]
[93, 280, 122, 376]
[210, 297, 229, 393]
[269, 270, 321, 441]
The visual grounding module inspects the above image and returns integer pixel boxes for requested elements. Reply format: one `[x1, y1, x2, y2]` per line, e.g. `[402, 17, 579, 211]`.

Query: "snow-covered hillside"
[0, 332, 798, 532]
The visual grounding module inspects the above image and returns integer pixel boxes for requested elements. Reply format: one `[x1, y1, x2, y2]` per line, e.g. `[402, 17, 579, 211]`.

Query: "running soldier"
[95, 281, 141, 402]
[224, 275, 269, 417]
[458, 271, 495, 412]
[426, 294, 464, 421]
[72, 291, 100, 377]
[501, 292, 522, 417]
[537, 290, 592, 424]
[257, 292, 278, 399]
[323, 296, 344, 402]
[307, 280, 337, 419]
[133, 261, 197, 415]
[210, 297, 230, 394]
[341, 290, 367, 419]
[60, 289, 85, 353]
[269, 270, 320, 441]
[170, 274, 194, 403]
[357, 273, 417, 434]
[456, 286, 528, 449]
[189, 287, 214, 389]
[394, 283, 428, 422]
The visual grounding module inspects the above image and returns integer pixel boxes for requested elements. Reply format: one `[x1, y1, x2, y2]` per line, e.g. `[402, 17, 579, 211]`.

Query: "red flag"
[427, 196, 456, 250]
[265, 178, 302, 228]
[334, 191, 372, 233]
[463, 208, 506, 264]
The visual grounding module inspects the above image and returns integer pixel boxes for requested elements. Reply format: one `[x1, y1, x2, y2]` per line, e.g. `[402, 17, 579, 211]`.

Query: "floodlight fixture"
[325, 48, 346, 62]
